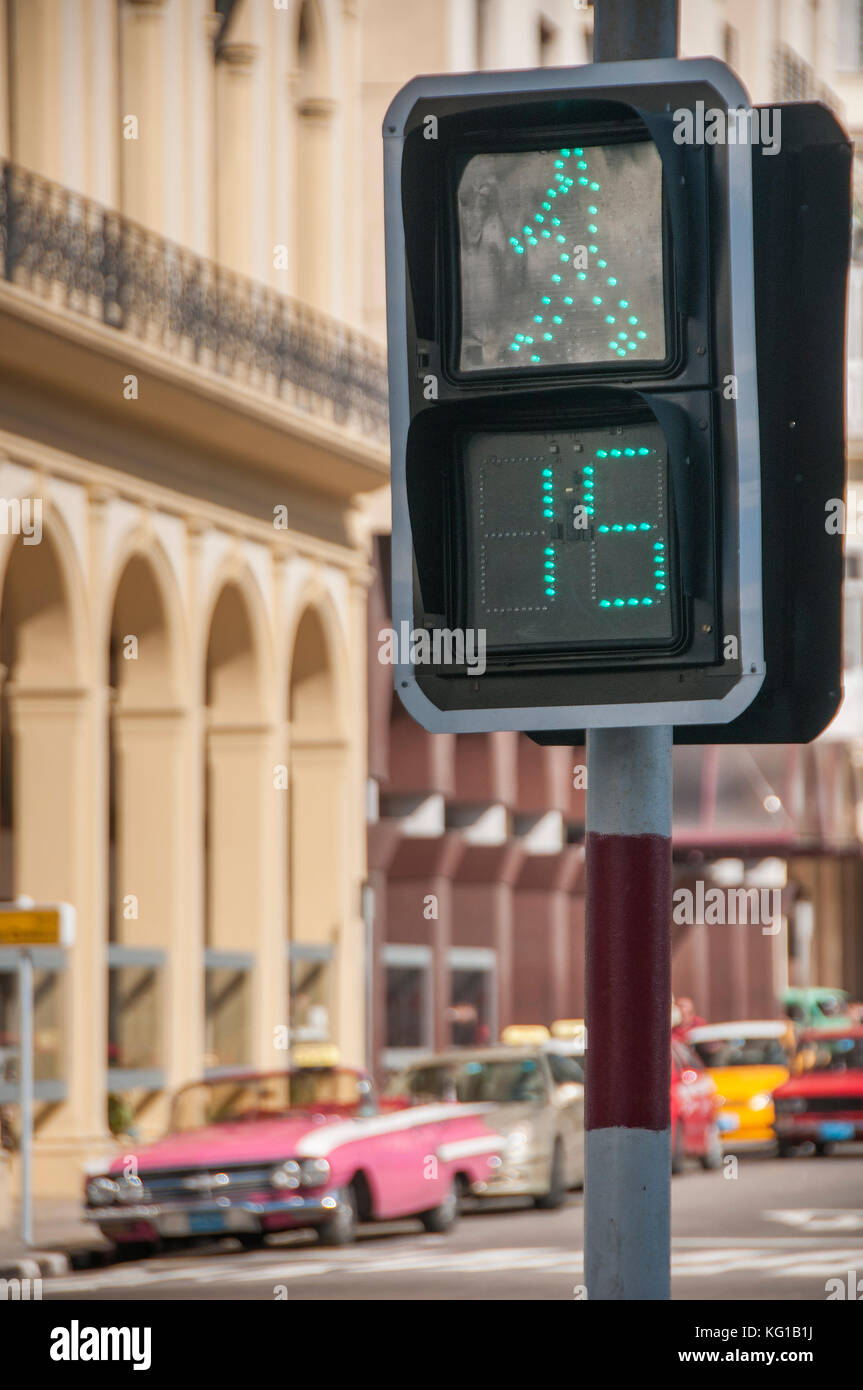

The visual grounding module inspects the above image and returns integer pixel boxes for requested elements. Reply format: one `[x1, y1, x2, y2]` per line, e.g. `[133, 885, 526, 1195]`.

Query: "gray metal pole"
[19, 947, 33, 1247]
[361, 881, 375, 1073]
[585, 727, 672, 1299]
[584, 0, 679, 1302]
[593, 0, 679, 63]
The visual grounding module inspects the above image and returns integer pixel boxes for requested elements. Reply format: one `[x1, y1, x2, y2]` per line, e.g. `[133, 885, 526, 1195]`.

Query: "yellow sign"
[292, 1043, 340, 1069]
[501, 1024, 550, 1046]
[0, 908, 67, 947]
[551, 1018, 586, 1041]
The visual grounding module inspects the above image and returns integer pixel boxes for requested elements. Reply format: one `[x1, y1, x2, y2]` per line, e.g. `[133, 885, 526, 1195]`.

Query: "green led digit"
[593, 445, 665, 609]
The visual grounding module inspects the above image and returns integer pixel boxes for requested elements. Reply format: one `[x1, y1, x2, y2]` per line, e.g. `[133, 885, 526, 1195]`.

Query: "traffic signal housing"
[383, 59, 847, 739]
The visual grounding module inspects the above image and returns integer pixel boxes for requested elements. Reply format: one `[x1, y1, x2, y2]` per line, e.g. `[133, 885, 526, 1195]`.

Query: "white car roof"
[687, 1020, 789, 1042]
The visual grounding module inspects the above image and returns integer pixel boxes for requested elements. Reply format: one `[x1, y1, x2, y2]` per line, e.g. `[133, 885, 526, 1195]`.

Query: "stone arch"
[286, 588, 347, 739]
[104, 545, 186, 1095]
[0, 508, 94, 1142]
[203, 572, 276, 1068]
[0, 514, 87, 900]
[202, 560, 274, 725]
[104, 531, 186, 709]
[286, 592, 348, 1047]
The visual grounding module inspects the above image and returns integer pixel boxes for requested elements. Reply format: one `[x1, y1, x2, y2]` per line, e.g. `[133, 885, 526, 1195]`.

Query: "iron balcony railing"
[0, 161, 389, 439]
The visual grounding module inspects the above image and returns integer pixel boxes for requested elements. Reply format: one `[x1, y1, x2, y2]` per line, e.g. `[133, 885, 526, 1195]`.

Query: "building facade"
[0, 0, 389, 1197]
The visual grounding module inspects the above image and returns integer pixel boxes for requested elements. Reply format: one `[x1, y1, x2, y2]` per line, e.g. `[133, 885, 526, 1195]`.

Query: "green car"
[781, 987, 854, 1030]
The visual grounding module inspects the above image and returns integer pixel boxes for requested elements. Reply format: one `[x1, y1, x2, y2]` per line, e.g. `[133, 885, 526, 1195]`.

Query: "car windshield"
[386, 1057, 547, 1104]
[169, 1070, 367, 1131]
[691, 1037, 789, 1068]
[806, 1037, 863, 1072]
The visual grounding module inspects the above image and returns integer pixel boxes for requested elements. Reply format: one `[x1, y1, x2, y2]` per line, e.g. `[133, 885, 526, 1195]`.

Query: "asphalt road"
[43, 1146, 863, 1301]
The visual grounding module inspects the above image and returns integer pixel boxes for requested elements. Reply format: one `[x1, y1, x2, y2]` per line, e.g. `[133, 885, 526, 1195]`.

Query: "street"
[43, 1148, 863, 1301]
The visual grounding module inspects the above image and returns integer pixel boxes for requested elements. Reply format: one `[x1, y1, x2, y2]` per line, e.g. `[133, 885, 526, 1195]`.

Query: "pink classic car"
[84, 1062, 504, 1254]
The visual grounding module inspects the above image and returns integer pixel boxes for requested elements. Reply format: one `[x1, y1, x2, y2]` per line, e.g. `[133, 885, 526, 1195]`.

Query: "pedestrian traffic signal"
[383, 59, 847, 738]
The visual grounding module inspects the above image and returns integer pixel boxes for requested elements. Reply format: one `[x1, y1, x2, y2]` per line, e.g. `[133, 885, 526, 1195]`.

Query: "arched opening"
[0, 527, 80, 1122]
[105, 552, 178, 1133]
[288, 605, 342, 1046]
[204, 580, 266, 1070]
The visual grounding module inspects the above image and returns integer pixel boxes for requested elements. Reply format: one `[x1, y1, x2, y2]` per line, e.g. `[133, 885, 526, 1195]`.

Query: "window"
[0, 948, 67, 1110]
[838, 1, 863, 72]
[546, 1052, 585, 1086]
[107, 945, 164, 1085]
[204, 949, 253, 1071]
[289, 943, 333, 1043]
[386, 1055, 547, 1105]
[449, 947, 496, 1047]
[538, 17, 557, 67]
[723, 24, 739, 70]
[475, 0, 490, 68]
[383, 944, 432, 1068]
[843, 571, 863, 673]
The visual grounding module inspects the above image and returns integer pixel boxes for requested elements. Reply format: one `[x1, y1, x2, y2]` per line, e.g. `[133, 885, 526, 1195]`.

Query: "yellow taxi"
[686, 1020, 795, 1146]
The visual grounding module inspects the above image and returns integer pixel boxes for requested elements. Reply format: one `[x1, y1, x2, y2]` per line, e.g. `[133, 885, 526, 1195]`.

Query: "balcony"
[0, 162, 389, 491]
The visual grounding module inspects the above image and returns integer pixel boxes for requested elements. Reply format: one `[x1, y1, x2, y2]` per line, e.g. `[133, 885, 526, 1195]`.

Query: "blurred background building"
[0, 0, 859, 1199]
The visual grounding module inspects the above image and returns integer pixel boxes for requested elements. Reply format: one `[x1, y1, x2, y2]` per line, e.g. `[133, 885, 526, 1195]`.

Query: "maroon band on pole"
[585, 829, 672, 1133]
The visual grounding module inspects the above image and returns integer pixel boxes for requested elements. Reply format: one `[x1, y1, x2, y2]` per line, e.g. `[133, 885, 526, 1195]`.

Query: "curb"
[0, 1250, 71, 1280]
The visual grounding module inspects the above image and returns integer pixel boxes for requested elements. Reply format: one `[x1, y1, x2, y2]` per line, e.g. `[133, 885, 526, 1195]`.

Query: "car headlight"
[748, 1092, 772, 1112]
[299, 1158, 331, 1188]
[116, 1175, 146, 1204]
[504, 1122, 534, 1155]
[270, 1160, 301, 1190]
[86, 1176, 119, 1207]
[270, 1158, 331, 1190]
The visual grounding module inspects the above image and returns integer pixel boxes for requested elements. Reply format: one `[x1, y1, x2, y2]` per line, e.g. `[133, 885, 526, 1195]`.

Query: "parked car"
[781, 986, 854, 1030]
[83, 1058, 502, 1253]
[773, 1026, 863, 1156]
[547, 1019, 587, 1056]
[384, 1043, 585, 1206]
[686, 1020, 795, 1147]
[529, 1021, 719, 1175]
[670, 1038, 723, 1172]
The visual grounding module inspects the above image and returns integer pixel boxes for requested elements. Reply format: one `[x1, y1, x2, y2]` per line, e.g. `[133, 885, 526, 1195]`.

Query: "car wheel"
[111, 1240, 156, 1263]
[670, 1123, 686, 1175]
[776, 1139, 794, 1158]
[236, 1232, 267, 1251]
[316, 1184, 358, 1246]
[700, 1125, 723, 1171]
[814, 1140, 833, 1157]
[534, 1140, 566, 1210]
[420, 1179, 461, 1234]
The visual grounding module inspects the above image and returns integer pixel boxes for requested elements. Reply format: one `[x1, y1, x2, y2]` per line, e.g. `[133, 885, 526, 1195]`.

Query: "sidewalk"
[0, 1198, 109, 1278]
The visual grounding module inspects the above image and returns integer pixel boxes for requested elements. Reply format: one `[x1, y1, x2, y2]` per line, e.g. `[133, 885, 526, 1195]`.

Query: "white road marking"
[765, 1208, 863, 1233]
[43, 1240, 863, 1294]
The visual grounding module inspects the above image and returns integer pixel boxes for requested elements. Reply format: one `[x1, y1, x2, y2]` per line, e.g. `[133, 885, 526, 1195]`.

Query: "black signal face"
[455, 139, 666, 373]
[384, 60, 765, 729]
[461, 421, 675, 654]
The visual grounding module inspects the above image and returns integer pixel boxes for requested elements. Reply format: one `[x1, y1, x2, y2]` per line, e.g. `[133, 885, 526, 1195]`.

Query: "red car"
[773, 1027, 863, 1156]
[670, 1038, 723, 1172]
[84, 1063, 503, 1254]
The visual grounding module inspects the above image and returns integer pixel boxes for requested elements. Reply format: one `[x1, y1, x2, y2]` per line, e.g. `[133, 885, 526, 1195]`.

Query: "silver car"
[384, 1046, 584, 1207]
